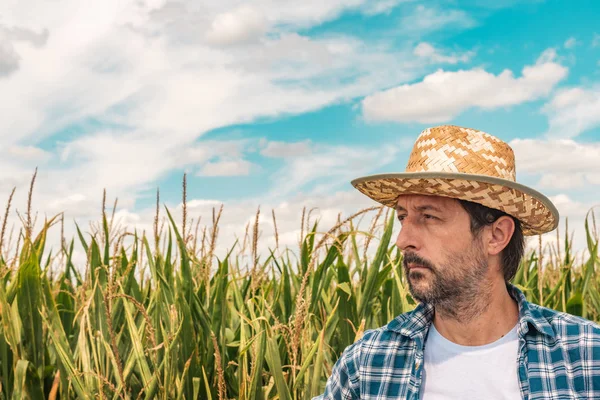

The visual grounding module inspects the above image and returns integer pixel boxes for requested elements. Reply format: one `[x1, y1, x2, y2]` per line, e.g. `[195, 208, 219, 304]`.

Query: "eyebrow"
[395, 204, 444, 213]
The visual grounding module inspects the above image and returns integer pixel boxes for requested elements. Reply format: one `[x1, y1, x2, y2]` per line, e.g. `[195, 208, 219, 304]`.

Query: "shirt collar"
[509, 283, 556, 339]
[386, 282, 556, 340]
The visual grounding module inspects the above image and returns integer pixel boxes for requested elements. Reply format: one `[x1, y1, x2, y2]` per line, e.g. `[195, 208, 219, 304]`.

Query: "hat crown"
[405, 125, 516, 181]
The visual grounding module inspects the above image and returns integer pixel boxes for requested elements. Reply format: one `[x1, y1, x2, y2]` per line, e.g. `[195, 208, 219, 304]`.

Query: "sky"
[1, 0, 599, 264]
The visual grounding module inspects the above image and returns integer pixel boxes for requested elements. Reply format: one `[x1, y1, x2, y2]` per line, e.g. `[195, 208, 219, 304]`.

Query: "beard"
[402, 236, 492, 322]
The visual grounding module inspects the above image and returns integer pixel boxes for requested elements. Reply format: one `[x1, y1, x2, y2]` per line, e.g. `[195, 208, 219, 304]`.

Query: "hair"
[458, 199, 525, 282]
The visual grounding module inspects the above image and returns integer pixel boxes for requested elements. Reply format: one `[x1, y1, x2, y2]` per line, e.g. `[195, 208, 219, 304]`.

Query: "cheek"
[438, 224, 472, 247]
[435, 230, 474, 262]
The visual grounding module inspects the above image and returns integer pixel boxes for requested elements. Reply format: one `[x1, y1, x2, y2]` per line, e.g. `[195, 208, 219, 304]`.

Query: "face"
[395, 194, 491, 309]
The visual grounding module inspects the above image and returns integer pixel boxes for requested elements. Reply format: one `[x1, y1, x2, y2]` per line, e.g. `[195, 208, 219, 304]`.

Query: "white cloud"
[7, 145, 51, 161]
[0, 34, 20, 77]
[399, 5, 476, 34]
[48, 194, 87, 210]
[551, 194, 588, 216]
[546, 195, 599, 250]
[0, 23, 50, 77]
[362, 49, 568, 123]
[510, 138, 600, 190]
[260, 140, 313, 158]
[50, 134, 259, 203]
[543, 86, 600, 139]
[413, 42, 474, 64]
[1, 24, 49, 46]
[532, 194, 597, 260]
[361, 0, 409, 15]
[259, 0, 364, 28]
[511, 138, 600, 174]
[146, 0, 405, 41]
[205, 5, 267, 46]
[564, 37, 577, 49]
[536, 173, 586, 190]
[259, 0, 412, 28]
[508, 137, 600, 257]
[0, 0, 421, 149]
[197, 158, 255, 176]
[266, 142, 401, 200]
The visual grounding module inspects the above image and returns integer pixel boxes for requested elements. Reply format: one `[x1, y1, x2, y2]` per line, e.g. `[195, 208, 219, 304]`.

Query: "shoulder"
[528, 302, 600, 341]
[342, 309, 421, 361]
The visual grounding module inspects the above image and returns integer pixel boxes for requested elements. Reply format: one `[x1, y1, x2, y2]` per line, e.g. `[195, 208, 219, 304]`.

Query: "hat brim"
[351, 171, 559, 236]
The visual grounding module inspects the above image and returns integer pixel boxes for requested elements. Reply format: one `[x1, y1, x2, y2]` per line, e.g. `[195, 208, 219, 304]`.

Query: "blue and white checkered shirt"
[314, 283, 600, 399]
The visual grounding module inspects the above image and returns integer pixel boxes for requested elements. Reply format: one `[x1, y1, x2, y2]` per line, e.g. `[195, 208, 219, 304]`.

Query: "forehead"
[394, 194, 460, 212]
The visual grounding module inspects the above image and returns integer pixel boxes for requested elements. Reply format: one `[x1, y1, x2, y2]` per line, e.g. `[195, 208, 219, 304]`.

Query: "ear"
[487, 216, 515, 256]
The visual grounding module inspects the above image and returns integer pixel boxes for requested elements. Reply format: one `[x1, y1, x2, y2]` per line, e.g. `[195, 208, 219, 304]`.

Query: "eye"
[397, 215, 406, 222]
[424, 214, 437, 220]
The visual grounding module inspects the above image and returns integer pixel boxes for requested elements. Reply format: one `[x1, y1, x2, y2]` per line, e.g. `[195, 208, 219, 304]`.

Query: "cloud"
[266, 142, 401, 199]
[399, 5, 477, 34]
[543, 86, 600, 139]
[0, 0, 420, 149]
[1, 25, 49, 47]
[463, 0, 546, 9]
[564, 37, 577, 49]
[593, 33, 600, 48]
[547, 195, 599, 233]
[260, 140, 313, 158]
[511, 138, 600, 173]
[8, 145, 51, 161]
[258, 0, 367, 28]
[0, 24, 49, 77]
[147, 0, 406, 44]
[530, 194, 598, 260]
[361, 0, 413, 15]
[54, 134, 259, 195]
[205, 6, 267, 46]
[362, 49, 568, 123]
[413, 42, 474, 64]
[197, 158, 255, 176]
[510, 138, 600, 190]
[0, 35, 20, 77]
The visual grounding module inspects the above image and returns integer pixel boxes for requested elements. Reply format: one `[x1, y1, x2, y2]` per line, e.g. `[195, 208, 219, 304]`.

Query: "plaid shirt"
[315, 283, 600, 399]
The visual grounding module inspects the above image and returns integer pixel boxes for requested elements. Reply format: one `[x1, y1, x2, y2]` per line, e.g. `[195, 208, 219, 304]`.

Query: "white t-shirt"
[419, 322, 521, 399]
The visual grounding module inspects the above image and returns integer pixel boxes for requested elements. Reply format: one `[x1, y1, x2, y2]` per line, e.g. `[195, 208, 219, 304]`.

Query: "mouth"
[407, 263, 430, 271]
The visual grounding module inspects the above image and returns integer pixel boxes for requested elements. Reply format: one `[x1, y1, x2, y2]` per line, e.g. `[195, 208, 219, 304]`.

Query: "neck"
[431, 279, 519, 346]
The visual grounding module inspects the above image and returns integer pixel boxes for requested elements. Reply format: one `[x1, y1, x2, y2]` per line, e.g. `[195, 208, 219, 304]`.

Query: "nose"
[395, 219, 420, 252]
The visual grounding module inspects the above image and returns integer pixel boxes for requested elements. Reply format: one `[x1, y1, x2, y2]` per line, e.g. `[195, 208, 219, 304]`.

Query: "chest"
[357, 341, 592, 399]
[419, 337, 521, 399]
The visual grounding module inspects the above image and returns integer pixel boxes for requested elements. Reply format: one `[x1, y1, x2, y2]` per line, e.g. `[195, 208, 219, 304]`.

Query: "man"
[315, 125, 600, 399]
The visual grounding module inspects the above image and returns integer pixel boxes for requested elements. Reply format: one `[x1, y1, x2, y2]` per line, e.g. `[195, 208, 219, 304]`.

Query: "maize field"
[0, 177, 598, 399]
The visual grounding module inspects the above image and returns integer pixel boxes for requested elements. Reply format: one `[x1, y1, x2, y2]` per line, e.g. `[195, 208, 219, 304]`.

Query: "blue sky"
[0, 0, 599, 256]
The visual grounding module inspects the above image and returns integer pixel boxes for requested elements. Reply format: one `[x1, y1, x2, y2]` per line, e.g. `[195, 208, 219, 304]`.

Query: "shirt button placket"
[412, 351, 424, 400]
[517, 339, 529, 400]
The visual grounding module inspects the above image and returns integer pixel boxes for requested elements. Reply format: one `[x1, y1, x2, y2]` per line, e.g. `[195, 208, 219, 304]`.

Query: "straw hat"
[351, 125, 558, 236]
